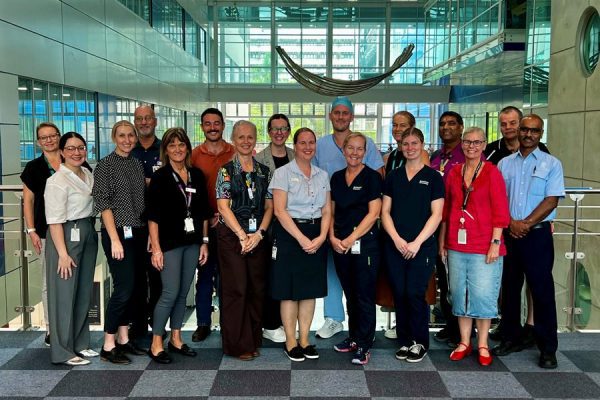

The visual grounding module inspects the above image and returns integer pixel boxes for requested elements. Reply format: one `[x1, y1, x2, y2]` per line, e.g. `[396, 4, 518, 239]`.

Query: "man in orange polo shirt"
[191, 107, 235, 342]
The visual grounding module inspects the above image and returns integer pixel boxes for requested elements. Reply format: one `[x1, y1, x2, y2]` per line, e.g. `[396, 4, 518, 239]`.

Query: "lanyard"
[461, 160, 483, 212]
[243, 171, 258, 214]
[172, 170, 193, 216]
[43, 155, 56, 176]
[390, 149, 404, 171]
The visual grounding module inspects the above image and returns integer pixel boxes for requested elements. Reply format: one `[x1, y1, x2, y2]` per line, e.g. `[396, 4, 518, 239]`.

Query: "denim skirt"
[447, 250, 502, 319]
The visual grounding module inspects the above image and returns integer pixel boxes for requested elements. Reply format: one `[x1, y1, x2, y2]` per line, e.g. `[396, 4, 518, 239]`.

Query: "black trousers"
[333, 234, 379, 350]
[502, 223, 558, 353]
[101, 227, 149, 334]
[386, 241, 435, 349]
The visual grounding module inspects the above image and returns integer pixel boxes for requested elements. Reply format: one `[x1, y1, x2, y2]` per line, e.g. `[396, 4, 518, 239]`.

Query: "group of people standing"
[21, 97, 564, 370]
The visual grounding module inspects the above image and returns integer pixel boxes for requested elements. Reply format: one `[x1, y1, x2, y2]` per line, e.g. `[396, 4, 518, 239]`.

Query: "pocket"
[530, 168, 550, 196]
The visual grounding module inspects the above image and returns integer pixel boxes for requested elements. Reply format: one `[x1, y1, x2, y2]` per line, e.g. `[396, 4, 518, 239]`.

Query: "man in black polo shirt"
[130, 105, 162, 344]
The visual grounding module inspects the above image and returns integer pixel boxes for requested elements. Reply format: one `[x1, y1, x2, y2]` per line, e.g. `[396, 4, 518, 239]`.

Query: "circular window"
[580, 8, 600, 75]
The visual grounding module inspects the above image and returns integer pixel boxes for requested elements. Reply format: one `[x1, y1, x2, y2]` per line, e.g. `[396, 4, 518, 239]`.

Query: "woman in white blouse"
[44, 132, 98, 366]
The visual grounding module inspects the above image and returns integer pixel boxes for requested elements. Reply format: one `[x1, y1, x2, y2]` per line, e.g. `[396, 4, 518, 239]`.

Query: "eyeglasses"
[134, 116, 155, 122]
[64, 145, 87, 152]
[462, 139, 485, 147]
[38, 134, 59, 142]
[519, 126, 542, 134]
[269, 127, 290, 133]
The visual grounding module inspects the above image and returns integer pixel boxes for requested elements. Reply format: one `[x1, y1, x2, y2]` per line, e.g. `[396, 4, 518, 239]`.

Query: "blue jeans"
[447, 250, 502, 319]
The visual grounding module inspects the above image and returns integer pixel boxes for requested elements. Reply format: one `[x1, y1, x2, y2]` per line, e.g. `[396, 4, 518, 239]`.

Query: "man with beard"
[190, 108, 235, 341]
[313, 97, 384, 340]
[130, 105, 162, 347]
[496, 114, 564, 369]
[430, 111, 466, 348]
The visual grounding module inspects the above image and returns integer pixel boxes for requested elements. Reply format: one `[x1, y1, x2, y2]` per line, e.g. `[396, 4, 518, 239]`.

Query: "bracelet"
[153, 251, 162, 256]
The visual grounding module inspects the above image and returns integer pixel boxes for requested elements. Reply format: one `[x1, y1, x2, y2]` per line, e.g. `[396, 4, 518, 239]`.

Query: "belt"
[530, 221, 551, 230]
[292, 217, 321, 225]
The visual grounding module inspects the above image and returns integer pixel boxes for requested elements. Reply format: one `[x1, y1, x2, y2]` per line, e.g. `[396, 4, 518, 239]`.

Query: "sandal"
[64, 356, 91, 366]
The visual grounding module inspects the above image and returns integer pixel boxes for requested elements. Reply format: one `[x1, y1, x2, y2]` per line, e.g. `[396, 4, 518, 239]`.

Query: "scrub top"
[383, 164, 444, 247]
[330, 166, 382, 239]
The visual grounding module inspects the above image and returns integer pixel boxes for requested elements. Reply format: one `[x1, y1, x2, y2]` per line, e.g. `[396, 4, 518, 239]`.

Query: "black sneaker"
[395, 345, 410, 360]
[44, 333, 50, 347]
[284, 345, 305, 362]
[351, 347, 370, 365]
[406, 343, 427, 363]
[301, 345, 319, 359]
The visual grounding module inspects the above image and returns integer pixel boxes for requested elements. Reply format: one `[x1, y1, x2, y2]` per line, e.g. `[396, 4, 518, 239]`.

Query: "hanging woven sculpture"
[275, 43, 415, 96]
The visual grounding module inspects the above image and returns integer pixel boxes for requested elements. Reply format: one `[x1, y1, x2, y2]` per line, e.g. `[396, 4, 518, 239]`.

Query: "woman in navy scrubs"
[381, 127, 444, 363]
[330, 133, 382, 366]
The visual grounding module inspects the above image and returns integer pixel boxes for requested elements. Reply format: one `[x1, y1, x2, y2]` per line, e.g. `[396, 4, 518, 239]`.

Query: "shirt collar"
[290, 158, 319, 178]
[517, 146, 542, 160]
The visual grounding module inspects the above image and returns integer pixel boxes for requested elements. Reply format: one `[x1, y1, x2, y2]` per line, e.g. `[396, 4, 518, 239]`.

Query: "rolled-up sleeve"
[92, 161, 113, 214]
[44, 183, 68, 224]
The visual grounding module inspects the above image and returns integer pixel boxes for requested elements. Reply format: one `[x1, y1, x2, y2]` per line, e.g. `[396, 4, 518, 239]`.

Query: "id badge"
[458, 228, 467, 245]
[185, 187, 196, 193]
[123, 226, 133, 240]
[247, 187, 254, 200]
[70, 227, 80, 242]
[351, 239, 361, 255]
[248, 218, 257, 232]
[184, 217, 195, 233]
[271, 246, 277, 260]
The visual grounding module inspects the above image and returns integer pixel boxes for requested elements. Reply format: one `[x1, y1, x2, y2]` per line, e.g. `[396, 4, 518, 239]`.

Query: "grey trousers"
[40, 238, 49, 330]
[152, 244, 200, 336]
[46, 218, 98, 364]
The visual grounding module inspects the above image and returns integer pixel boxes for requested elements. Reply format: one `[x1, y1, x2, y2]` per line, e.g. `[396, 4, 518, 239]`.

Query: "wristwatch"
[490, 239, 501, 245]
[258, 228, 266, 239]
[26, 228, 36, 234]
[202, 236, 209, 244]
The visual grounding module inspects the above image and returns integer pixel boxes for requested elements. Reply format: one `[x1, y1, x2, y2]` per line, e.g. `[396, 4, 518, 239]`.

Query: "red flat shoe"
[449, 343, 472, 361]
[478, 346, 493, 366]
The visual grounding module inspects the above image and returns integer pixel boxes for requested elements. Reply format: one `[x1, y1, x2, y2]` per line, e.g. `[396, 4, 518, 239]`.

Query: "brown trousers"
[217, 223, 268, 356]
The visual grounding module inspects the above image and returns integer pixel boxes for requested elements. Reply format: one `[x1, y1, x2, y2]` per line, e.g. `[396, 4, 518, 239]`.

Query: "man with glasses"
[313, 96, 384, 340]
[190, 108, 235, 342]
[21, 123, 91, 346]
[130, 105, 162, 347]
[495, 114, 564, 369]
[484, 106, 550, 345]
[255, 113, 295, 343]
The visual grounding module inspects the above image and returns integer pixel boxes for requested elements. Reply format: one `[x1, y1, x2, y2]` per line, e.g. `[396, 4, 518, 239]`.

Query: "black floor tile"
[561, 350, 600, 372]
[291, 348, 360, 370]
[365, 371, 450, 397]
[514, 372, 600, 398]
[210, 370, 290, 396]
[48, 370, 143, 397]
[0, 348, 70, 370]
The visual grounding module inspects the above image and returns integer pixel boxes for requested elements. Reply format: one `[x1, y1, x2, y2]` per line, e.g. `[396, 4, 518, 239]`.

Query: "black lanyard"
[172, 170, 193, 216]
[461, 160, 483, 211]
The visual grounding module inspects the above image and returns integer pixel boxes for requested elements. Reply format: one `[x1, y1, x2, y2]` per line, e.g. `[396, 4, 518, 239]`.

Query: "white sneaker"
[315, 318, 343, 339]
[263, 326, 286, 343]
[384, 326, 397, 339]
[78, 349, 100, 357]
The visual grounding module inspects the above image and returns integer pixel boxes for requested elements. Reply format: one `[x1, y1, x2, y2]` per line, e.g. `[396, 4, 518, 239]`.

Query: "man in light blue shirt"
[313, 96, 384, 339]
[495, 114, 565, 369]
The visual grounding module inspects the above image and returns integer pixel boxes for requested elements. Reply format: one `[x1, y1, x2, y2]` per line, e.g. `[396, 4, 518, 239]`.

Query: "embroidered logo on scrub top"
[352, 186, 362, 191]
[419, 180, 429, 186]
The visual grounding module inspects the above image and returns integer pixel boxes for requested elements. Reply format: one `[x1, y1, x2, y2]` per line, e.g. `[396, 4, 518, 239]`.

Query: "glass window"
[153, 0, 183, 47]
[580, 8, 600, 75]
[117, 0, 151, 23]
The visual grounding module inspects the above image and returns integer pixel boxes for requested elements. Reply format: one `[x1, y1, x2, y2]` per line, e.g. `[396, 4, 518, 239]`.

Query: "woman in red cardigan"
[439, 126, 510, 366]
